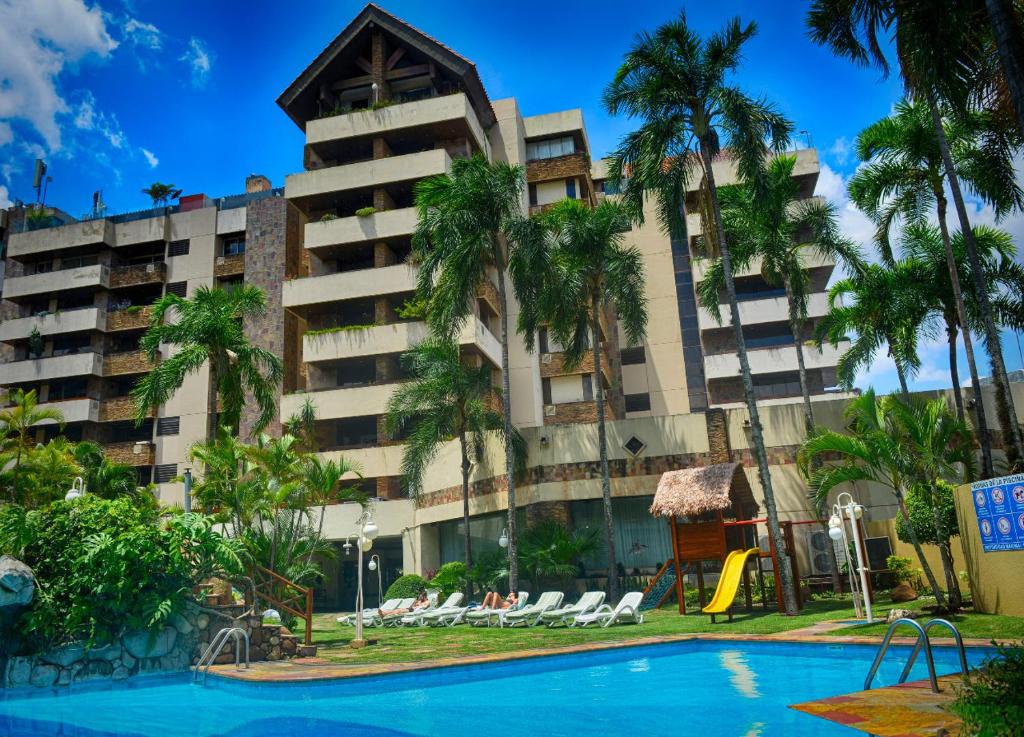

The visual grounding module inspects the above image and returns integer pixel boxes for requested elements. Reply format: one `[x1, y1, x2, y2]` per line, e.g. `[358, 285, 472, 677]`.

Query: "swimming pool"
[0, 639, 988, 737]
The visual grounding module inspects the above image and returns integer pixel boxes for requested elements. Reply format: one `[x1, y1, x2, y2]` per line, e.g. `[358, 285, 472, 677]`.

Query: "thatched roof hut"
[650, 462, 758, 519]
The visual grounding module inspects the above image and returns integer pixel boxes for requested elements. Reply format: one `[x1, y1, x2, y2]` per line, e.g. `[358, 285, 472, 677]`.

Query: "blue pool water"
[0, 640, 989, 737]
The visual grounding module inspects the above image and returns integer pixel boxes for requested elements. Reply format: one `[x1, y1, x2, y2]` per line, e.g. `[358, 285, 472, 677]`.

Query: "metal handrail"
[193, 626, 249, 685]
[865, 618, 937, 692]
[898, 618, 969, 685]
[865, 617, 968, 693]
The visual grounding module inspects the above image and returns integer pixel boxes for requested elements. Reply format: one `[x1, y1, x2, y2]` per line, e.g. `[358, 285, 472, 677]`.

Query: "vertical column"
[370, 31, 390, 102]
[705, 407, 732, 464]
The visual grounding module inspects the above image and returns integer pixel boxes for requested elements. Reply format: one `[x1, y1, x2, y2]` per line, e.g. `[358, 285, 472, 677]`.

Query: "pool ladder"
[193, 626, 250, 685]
[864, 618, 968, 693]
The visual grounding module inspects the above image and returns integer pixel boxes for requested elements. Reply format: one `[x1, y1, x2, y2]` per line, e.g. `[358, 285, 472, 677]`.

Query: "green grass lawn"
[308, 595, 1024, 665]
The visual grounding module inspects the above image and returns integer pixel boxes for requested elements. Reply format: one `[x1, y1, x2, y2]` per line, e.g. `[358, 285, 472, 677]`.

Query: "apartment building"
[0, 178, 281, 491]
[0, 4, 873, 609]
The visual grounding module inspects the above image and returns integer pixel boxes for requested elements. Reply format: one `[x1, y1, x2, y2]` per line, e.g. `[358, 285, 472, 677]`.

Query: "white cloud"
[179, 37, 213, 88]
[123, 18, 162, 50]
[0, 184, 11, 209]
[814, 163, 878, 269]
[0, 0, 117, 151]
[68, 91, 126, 149]
[828, 136, 853, 167]
[0, 121, 12, 147]
[141, 148, 158, 168]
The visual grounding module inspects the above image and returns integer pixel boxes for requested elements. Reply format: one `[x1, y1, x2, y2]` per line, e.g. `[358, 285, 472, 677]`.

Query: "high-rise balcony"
[698, 293, 830, 329]
[304, 207, 418, 251]
[106, 306, 153, 332]
[3, 352, 104, 383]
[285, 149, 450, 203]
[99, 396, 152, 422]
[102, 350, 154, 376]
[0, 308, 103, 342]
[702, 341, 848, 380]
[283, 264, 417, 309]
[7, 219, 115, 258]
[3, 264, 108, 299]
[104, 441, 155, 466]
[282, 383, 398, 423]
[108, 262, 165, 288]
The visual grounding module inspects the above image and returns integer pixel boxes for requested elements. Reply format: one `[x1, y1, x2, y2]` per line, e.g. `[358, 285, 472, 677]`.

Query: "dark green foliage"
[0, 497, 243, 651]
[27, 328, 44, 358]
[428, 562, 468, 598]
[384, 573, 428, 601]
[468, 550, 509, 590]
[951, 644, 1024, 736]
[885, 555, 917, 585]
[895, 481, 960, 547]
[517, 520, 599, 589]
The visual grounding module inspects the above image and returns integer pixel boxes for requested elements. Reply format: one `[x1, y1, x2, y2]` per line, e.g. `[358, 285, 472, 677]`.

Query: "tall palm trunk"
[929, 99, 1024, 471]
[895, 490, 947, 607]
[785, 280, 843, 594]
[946, 319, 965, 422]
[591, 294, 619, 602]
[932, 499, 962, 609]
[458, 426, 474, 599]
[984, 0, 1024, 137]
[492, 242, 519, 591]
[935, 190, 994, 476]
[700, 141, 799, 615]
[889, 338, 911, 396]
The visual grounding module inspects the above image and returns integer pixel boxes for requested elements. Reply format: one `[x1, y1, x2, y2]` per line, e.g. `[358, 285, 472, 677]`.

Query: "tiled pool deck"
[207, 624, 992, 736]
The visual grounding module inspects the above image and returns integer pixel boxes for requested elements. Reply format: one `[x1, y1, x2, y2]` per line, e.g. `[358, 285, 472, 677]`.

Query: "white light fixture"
[498, 527, 509, 549]
[343, 538, 353, 556]
[360, 536, 372, 553]
[831, 491, 873, 623]
[368, 557, 377, 572]
[65, 476, 85, 502]
[362, 518, 379, 541]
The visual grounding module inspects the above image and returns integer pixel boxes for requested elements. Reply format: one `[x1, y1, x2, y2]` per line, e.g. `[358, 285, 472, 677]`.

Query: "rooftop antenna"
[798, 130, 813, 149]
[92, 190, 106, 219]
[32, 159, 47, 204]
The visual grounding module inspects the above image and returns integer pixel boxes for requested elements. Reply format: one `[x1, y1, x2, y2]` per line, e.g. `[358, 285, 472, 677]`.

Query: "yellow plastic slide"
[702, 548, 761, 615]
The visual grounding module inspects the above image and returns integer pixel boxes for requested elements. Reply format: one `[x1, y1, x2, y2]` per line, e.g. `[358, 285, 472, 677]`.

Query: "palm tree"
[385, 339, 516, 579]
[0, 389, 64, 504]
[808, 0, 1024, 470]
[132, 285, 283, 441]
[817, 259, 928, 396]
[412, 155, 528, 590]
[518, 198, 646, 601]
[884, 395, 976, 609]
[848, 99, 1023, 472]
[73, 441, 154, 506]
[141, 182, 182, 207]
[603, 11, 800, 614]
[798, 389, 948, 607]
[900, 223, 1024, 422]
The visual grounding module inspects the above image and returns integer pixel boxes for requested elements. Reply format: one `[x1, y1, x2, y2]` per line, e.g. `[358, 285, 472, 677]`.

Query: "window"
[334, 417, 377, 449]
[528, 183, 538, 207]
[136, 466, 153, 486]
[542, 378, 552, 405]
[156, 416, 180, 436]
[223, 237, 245, 256]
[154, 464, 177, 483]
[566, 179, 577, 199]
[582, 374, 594, 401]
[167, 240, 189, 257]
[48, 377, 88, 401]
[61, 255, 98, 269]
[165, 281, 187, 298]
[526, 136, 576, 161]
[32, 261, 53, 274]
[538, 327, 549, 354]
[624, 393, 652, 413]
[620, 346, 646, 365]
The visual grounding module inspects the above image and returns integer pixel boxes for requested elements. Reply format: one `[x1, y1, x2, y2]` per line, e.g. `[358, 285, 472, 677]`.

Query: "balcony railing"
[106, 306, 153, 332]
[104, 440, 155, 466]
[102, 350, 154, 376]
[214, 254, 245, 277]
[108, 262, 165, 288]
[99, 396, 152, 422]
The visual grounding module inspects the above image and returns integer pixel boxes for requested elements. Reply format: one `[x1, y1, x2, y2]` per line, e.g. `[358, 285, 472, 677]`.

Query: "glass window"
[223, 238, 246, 256]
[566, 179, 577, 199]
[526, 136, 576, 161]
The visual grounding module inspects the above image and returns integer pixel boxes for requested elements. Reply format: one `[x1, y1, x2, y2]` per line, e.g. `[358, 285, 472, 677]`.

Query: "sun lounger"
[366, 597, 415, 627]
[571, 591, 645, 628]
[464, 592, 529, 627]
[500, 591, 564, 627]
[538, 591, 606, 628]
[337, 598, 400, 626]
[401, 592, 464, 626]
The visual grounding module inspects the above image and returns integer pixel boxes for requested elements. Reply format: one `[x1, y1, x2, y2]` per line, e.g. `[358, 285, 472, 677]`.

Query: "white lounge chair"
[367, 597, 415, 627]
[337, 598, 400, 626]
[381, 592, 437, 628]
[464, 592, 529, 627]
[571, 591, 645, 628]
[401, 592, 464, 627]
[539, 591, 606, 627]
[501, 591, 564, 627]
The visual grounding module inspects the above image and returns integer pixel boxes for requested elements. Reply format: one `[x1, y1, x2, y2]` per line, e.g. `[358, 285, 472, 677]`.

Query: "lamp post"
[368, 554, 382, 608]
[65, 477, 85, 502]
[351, 505, 379, 647]
[828, 492, 873, 623]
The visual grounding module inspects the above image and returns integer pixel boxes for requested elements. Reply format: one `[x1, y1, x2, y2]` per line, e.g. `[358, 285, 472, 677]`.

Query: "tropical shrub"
[27, 328, 44, 358]
[354, 206, 377, 217]
[468, 550, 509, 591]
[517, 520, 599, 590]
[895, 480, 960, 546]
[0, 497, 242, 652]
[951, 644, 1024, 736]
[384, 573, 427, 600]
[428, 562, 467, 598]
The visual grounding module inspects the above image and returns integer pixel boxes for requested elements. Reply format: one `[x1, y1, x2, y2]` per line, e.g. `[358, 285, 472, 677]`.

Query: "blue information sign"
[970, 474, 1024, 552]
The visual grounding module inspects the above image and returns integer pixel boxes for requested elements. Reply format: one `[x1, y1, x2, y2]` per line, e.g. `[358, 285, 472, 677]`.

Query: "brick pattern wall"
[545, 400, 600, 425]
[214, 254, 245, 277]
[104, 441, 154, 466]
[526, 153, 591, 183]
[106, 307, 152, 332]
[99, 396, 151, 422]
[241, 197, 302, 438]
[108, 263, 165, 288]
[103, 351, 151, 376]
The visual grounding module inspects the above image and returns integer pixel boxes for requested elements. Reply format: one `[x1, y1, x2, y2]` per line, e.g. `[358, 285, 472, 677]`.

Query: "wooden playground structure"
[646, 462, 809, 620]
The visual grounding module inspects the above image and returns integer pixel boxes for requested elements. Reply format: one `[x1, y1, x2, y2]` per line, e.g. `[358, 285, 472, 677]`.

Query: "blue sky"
[2, 0, 1023, 393]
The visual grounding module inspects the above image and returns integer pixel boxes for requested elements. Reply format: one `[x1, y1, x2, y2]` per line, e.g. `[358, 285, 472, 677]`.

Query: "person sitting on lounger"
[479, 590, 517, 610]
[379, 590, 430, 617]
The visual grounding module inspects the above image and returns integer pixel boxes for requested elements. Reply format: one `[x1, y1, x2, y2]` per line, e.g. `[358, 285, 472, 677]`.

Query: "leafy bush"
[886, 555, 920, 587]
[951, 644, 1024, 736]
[354, 206, 377, 217]
[28, 327, 44, 358]
[396, 296, 427, 320]
[469, 550, 509, 590]
[518, 520, 599, 589]
[319, 213, 338, 222]
[429, 562, 467, 598]
[384, 573, 427, 601]
[895, 480, 959, 545]
[0, 497, 243, 651]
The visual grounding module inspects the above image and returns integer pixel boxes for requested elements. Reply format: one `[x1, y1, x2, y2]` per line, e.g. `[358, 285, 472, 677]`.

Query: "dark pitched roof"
[276, 3, 495, 130]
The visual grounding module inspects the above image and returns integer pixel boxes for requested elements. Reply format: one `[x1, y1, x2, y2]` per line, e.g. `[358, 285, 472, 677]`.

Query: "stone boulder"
[122, 626, 177, 659]
[890, 583, 919, 603]
[7, 657, 31, 687]
[40, 643, 85, 667]
[29, 664, 58, 688]
[0, 557, 35, 611]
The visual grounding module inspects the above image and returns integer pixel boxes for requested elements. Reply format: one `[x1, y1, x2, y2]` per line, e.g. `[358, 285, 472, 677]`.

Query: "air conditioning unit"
[215, 256, 225, 266]
[145, 264, 155, 273]
[541, 353, 553, 364]
[808, 530, 835, 576]
[544, 404, 556, 417]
